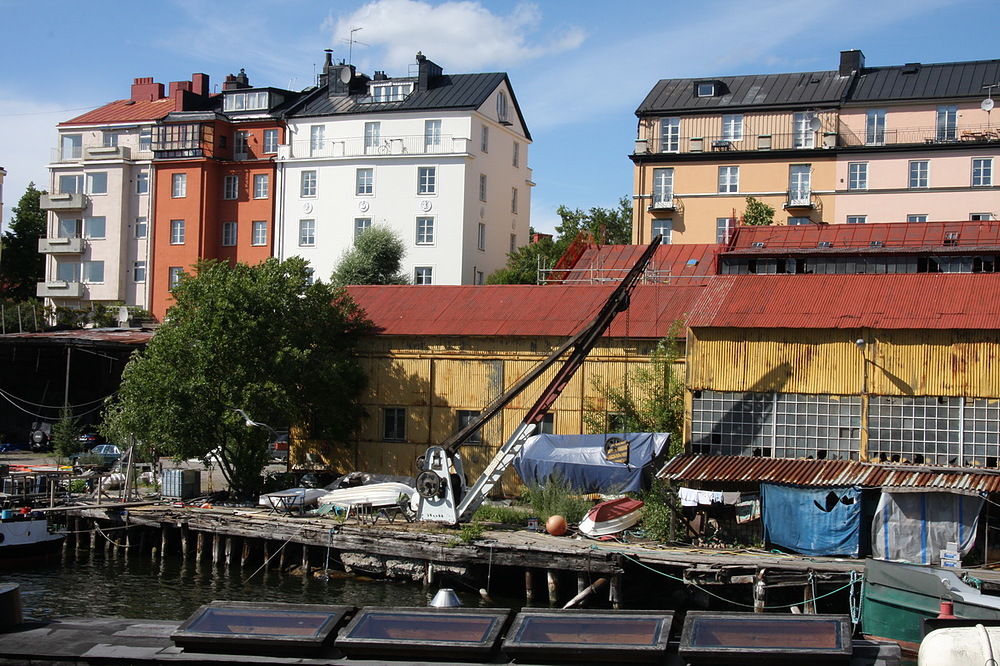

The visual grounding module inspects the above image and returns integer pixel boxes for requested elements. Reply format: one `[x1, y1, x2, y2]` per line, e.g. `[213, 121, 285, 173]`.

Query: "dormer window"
[223, 91, 270, 112]
[696, 82, 717, 97]
[370, 82, 413, 102]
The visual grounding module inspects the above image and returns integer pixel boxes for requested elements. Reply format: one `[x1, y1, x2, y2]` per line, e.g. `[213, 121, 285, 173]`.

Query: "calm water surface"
[2, 551, 495, 621]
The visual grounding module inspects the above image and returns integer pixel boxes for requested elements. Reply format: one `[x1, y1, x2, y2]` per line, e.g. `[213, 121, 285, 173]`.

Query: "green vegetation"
[330, 225, 409, 285]
[51, 407, 81, 457]
[638, 478, 675, 543]
[472, 503, 533, 524]
[742, 196, 775, 227]
[102, 257, 370, 500]
[0, 183, 46, 301]
[523, 475, 591, 524]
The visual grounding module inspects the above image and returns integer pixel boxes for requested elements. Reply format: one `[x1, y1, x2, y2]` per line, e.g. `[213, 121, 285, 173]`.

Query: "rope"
[245, 532, 300, 581]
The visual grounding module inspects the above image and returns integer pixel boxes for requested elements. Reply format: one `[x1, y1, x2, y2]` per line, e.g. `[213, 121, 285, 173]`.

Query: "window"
[793, 112, 815, 149]
[251, 220, 267, 246]
[539, 413, 555, 435]
[789, 164, 811, 204]
[136, 171, 148, 195]
[417, 167, 436, 195]
[253, 173, 269, 199]
[371, 82, 412, 102]
[457, 410, 481, 443]
[83, 216, 106, 239]
[103, 132, 119, 148]
[170, 219, 185, 244]
[937, 105, 958, 141]
[354, 218, 371, 239]
[172, 173, 187, 198]
[310, 125, 325, 152]
[58, 174, 82, 194]
[298, 219, 315, 246]
[221, 221, 237, 246]
[223, 175, 239, 200]
[475, 270, 485, 285]
[133, 261, 146, 282]
[510, 234, 517, 253]
[652, 219, 672, 244]
[135, 217, 148, 239]
[971, 213, 994, 221]
[481, 126, 489, 153]
[909, 160, 929, 189]
[722, 114, 743, 141]
[973, 158, 993, 187]
[513, 141, 520, 167]
[58, 219, 81, 238]
[788, 217, 812, 225]
[866, 109, 886, 145]
[424, 119, 442, 151]
[263, 128, 279, 154]
[414, 266, 433, 285]
[56, 261, 80, 282]
[478, 222, 486, 251]
[300, 170, 317, 197]
[511, 187, 518, 214]
[848, 162, 868, 190]
[479, 174, 487, 201]
[907, 214, 928, 223]
[223, 91, 270, 112]
[846, 215, 867, 224]
[364, 122, 381, 152]
[497, 91, 509, 123]
[61, 134, 82, 160]
[87, 172, 108, 195]
[168, 266, 183, 290]
[416, 216, 435, 245]
[235, 131, 249, 157]
[383, 408, 406, 441]
[696, 82, 716, 97]
[716, 217, 735, 244]
[139, 128, 152, 152]
[718, 166, 739, 193]
[83, 261, 104, 283]
[660, 118, 679, 152]
[356, 168, 374, 196]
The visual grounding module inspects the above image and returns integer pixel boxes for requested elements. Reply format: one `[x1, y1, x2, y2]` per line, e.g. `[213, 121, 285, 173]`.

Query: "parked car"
[69, 444, 122, 470]
[29, 421, 52, 452]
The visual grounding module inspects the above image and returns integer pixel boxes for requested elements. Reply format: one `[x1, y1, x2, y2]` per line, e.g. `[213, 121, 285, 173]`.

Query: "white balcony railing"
[282, 133, 469, 160]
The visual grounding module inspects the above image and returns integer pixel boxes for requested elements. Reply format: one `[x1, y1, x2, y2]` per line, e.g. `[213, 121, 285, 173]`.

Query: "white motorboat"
[0, 511, 64, 568]
[316, 482, 415, 510]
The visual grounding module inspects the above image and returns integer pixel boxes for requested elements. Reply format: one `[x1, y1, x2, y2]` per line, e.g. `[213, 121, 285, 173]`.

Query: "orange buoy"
[546, 515, 567, 536]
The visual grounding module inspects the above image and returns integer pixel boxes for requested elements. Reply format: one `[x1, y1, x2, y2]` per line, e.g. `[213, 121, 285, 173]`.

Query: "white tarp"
[871, 491, 983, 564]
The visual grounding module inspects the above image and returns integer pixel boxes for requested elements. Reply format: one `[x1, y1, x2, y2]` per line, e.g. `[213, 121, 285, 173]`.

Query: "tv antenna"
[340, 26, 368, 65]
[983, 83, 1000, 132]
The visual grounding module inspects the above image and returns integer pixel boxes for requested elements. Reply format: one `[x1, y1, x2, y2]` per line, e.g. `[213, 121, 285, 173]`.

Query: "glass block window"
[690, 390, 775, 456]
[963, 398, 1000, 466]
[868, 396, 961, 465]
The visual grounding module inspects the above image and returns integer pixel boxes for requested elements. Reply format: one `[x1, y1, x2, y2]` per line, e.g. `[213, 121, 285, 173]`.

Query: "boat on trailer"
[0, 511, 64, 568]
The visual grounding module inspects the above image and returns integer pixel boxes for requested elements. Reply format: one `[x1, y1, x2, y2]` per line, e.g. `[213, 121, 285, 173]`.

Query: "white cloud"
[330, 0, 586, 71]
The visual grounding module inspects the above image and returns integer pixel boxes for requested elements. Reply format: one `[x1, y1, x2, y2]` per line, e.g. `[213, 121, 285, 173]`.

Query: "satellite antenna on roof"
[340, 26, 369, 66]
[983, 83, 1000, 132]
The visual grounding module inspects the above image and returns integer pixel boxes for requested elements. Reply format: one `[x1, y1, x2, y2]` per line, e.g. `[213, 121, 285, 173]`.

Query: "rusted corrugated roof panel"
[687, 273, 1000, 330]
[561, 244, 719, 282]
[727, 220, 1000, 253]
[0, 328, 154, 347]
[59, 97, 178, 126]
[658, 454, 1000, 493]
[347, 284, 705, 339]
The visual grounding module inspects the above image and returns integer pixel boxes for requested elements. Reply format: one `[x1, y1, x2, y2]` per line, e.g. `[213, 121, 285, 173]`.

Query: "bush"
[523, 474, 591, 524]
[639, 478, 675, 543]
[472, 503, 533, 524]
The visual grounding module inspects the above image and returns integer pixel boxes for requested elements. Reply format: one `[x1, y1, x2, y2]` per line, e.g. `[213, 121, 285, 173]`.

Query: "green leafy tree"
[742, 196, 775, 227]
[583, 323, 686, 452]
[0, 183, 46, 300]
[52, 407, 81, 458]
[488, 197, 634, 284]
[330, 225, 408, 285]
[101, 258, 370, 499]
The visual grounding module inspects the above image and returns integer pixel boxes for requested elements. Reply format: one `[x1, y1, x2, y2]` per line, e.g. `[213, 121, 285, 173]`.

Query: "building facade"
[276, 52, 532, 286]
[632, 51, 1000, 244]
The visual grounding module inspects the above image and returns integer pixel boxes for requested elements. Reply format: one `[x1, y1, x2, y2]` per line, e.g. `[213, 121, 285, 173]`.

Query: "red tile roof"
[727, 220, 1000, 253]
[555, 243, 719, 282]
[59, 97, 178, 126]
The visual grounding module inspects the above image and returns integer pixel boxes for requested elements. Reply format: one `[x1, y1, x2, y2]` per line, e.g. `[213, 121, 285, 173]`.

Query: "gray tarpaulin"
[871, 491, 983, 564]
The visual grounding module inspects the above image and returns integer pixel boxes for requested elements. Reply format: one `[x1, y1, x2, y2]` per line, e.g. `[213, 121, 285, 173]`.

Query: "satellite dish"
[982, 98, 995, 112]
[339, 67, 352, 85]
[809, 116, 822, 132]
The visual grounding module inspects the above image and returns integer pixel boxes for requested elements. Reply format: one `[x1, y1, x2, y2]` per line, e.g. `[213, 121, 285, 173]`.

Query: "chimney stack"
[839, 50, 865, 76]
[131, 77, 164, 102]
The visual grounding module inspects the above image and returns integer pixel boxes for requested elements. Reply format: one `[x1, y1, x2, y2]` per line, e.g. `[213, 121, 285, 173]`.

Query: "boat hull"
[579, 498, 643, 537]
[317, 482, 415, 509]
[0, 516, 65, 569]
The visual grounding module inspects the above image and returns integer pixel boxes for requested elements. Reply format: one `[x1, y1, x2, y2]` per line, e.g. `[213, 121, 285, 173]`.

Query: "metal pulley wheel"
[416, 471, 445, 499]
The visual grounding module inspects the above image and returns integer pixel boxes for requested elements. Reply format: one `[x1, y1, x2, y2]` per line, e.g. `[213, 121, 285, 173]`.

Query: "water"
[2, 551, 490, 622]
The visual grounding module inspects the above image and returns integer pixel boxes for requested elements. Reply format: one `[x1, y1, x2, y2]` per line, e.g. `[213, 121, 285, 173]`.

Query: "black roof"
[848, 59, 1000, 102]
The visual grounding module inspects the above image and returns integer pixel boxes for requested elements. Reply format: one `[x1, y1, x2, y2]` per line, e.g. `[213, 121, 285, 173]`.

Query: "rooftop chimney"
[839, 50, 865, 76]
[131, 77, 165, 102]
[222, 69, 251, 91]
[415, 51, 442, 92]
[192, 73, 210, 97]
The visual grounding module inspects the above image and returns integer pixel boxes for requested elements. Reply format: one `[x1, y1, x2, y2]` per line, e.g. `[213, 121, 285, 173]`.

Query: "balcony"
[784, 189, 814, 210]
[84, 145, 131, 160]
[38, 237, 84, 254]
[649, 196, 676, 212]
[280, 133, 469, 160]
[36, 281, 83, 298]
[39, 192, 86, 211]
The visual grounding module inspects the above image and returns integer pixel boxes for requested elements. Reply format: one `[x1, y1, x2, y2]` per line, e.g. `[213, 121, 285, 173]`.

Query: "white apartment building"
[275, 52, 532, 285]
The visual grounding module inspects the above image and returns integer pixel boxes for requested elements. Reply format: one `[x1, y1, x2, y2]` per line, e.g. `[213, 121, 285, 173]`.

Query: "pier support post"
[90, 521, 97, 551]
[160, 525, 168, 558]
[524, 569, 534, 603]
[610, 574, 623, 609]
[225, 537, 233, 568]
[547, 570, 558, 605]
[180, 524, 189, 559]
[753, 569, 767, 613]
[301, 545, 311, 575]
[577, 574, 587, 596]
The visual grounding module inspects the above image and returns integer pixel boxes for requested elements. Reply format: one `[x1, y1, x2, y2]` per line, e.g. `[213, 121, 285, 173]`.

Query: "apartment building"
[275, 51, 532, 286]
[632, 51, 1000, 244]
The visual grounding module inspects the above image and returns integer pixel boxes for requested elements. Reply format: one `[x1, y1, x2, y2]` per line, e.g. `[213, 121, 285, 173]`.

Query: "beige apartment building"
[632, 51, 1000, 244]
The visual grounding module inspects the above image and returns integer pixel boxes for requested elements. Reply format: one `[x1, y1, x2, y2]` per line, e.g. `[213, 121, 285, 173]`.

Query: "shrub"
[472, 503, 533, 525]
[523, 474, 591, 524]
[639, 478, 675, 543]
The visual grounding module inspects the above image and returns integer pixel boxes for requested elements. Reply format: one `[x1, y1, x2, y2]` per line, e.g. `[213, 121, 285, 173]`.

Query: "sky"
[2, 0, 1000, 235]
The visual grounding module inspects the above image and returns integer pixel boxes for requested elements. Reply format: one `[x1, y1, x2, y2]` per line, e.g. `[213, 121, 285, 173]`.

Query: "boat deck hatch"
[502, 609, 673, 662]
[170, 601, 350, 655]
[335, 607, 511, 660]
[679, 612, 854, 664]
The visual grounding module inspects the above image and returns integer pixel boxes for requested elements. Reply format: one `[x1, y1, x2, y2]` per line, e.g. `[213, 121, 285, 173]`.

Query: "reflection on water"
[1, 551, 487, 621]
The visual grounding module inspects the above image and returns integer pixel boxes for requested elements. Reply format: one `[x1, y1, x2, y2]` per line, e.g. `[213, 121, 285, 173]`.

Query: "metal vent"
[870, 241, 884, 247]
[751, 242, 766, 248]
[817, 241, 834, 248]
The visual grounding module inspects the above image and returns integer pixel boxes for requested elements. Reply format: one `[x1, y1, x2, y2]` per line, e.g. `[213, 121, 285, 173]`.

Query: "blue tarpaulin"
[512, 432, 669, 494]
[761, 483, 862, 557]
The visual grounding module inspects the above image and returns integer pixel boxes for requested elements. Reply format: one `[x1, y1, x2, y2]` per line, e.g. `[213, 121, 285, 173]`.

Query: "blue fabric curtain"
[761, 483, 862, 557]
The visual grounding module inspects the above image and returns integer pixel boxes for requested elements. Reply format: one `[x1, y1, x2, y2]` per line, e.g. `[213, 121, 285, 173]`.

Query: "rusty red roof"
[346, 284, 705, 338]
[727, 220, 1000, 254]
[687, 273, 1000, 330]
[0, 328, 154, 346]
[658, 454, 1000, 493]
[556, 243, 719, 282]
[59, 97, 178, 126]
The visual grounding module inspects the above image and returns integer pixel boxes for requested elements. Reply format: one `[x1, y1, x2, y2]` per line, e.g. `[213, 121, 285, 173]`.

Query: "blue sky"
[2, 0, 999, 234]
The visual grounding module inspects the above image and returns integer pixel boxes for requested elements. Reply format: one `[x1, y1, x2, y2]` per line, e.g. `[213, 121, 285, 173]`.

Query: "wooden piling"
[610, 574, 623, 610]
[180, 524, 189, 559]
[224, 537, 233, 568]
[301, 544, 311, 575]
[546, 570, 558, 604]
[160, 525, 168, 558]
[577, 573, 587, 595]
[753, 569, 767, 613]
[524, 569, 534, 603]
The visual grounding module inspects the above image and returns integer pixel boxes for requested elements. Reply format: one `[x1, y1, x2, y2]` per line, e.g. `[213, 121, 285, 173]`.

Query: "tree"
[487, 197, 634, 284]
[101, 258, 371, 499]
[583, 323, 686, 453]
[330, 225, 408, 285]
[0, 183, 46, 300]
[52, 407, 81, 458]
[742, 196, 775, 227]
